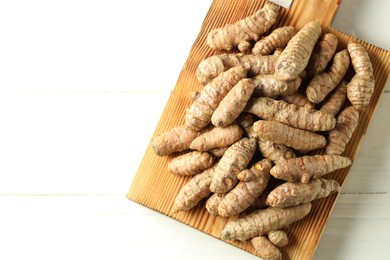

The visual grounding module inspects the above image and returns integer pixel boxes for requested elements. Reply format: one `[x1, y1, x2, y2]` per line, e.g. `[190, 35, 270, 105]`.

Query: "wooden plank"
[0, 194, 388, 260]
[341, 93, 390, 193]
[127, 0, 390, 259]
[0, 195, 257, 260]
[0, 0, 210, 93]
[0, 93, 169, 194]
[0, 91, 388, 195]
[0, 1, 388, 260]
[315, 193, 390, 259]
[331, 0, 390, 50]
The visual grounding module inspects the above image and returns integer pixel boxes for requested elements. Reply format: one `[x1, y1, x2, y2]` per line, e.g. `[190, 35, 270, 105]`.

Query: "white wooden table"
[0, 1, 389, 259]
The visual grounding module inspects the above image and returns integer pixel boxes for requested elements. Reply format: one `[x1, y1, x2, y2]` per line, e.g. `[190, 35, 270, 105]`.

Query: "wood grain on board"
[127, 0, 390, 259]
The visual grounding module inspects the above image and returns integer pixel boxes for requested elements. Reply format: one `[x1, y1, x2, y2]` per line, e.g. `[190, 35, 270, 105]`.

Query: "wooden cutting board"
[127, 0, 390, 259]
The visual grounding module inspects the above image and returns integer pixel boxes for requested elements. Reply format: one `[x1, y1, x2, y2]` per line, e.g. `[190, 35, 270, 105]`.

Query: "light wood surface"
[0, 0, 389, 259]
[127, 0, 390, 259]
